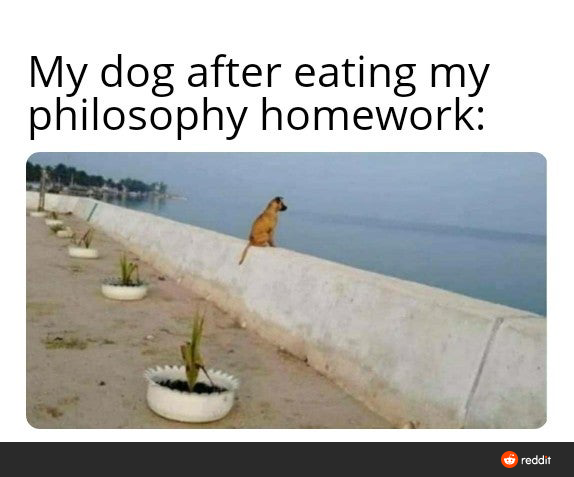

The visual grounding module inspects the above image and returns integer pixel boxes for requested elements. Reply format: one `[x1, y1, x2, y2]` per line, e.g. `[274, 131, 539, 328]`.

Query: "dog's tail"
[238, 243, 251, 265]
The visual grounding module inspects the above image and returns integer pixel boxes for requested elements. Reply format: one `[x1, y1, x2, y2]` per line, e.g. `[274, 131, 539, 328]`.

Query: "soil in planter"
[157, 379, 227, 394]
[104, 279, 146, 287]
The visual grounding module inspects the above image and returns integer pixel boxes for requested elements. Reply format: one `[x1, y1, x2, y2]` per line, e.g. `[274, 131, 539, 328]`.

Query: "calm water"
[32, 152, 547, 315]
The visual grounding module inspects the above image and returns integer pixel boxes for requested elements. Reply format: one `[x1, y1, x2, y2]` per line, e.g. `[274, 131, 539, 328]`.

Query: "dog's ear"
[274, 196, 283, 203]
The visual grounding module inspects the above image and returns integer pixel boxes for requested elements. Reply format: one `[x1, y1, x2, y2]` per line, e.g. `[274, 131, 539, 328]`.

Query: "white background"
[2, 0, 572, 441]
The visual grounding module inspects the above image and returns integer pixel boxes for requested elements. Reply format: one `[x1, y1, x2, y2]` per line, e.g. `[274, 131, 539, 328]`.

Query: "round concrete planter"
[29, 210, 48, 218]
[56, 228, 74, 238]
[45, 219, 64, 227]
[101, 279, 148, 300]
[68, 246, 99, 259]
[144, 365, 239, 423]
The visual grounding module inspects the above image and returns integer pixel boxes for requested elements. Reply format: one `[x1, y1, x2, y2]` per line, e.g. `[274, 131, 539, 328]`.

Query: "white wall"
[27, 192, 546, 428]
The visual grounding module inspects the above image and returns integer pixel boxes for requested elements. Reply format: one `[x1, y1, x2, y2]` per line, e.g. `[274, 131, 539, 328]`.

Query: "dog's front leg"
[268, 230, 276, 247]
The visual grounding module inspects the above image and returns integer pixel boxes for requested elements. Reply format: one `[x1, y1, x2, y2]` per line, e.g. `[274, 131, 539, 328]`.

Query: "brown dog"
[238, 196, 288, 265]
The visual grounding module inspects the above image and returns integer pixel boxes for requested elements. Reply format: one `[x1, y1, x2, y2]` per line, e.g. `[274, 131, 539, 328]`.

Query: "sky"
[29, 152, 546, 236]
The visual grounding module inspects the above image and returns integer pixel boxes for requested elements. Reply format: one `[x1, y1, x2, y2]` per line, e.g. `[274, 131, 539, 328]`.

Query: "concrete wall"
[27, 192, 546, 428]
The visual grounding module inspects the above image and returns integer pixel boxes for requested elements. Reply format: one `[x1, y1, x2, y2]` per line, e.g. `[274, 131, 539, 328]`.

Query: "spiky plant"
[119, 253, 140, 286]
[73, 228, 94, 248]
[38, 167, 47, 212]
[50, 224, 65, 233]
[180, 314, 215, 391]
[81, 228, 93, 248]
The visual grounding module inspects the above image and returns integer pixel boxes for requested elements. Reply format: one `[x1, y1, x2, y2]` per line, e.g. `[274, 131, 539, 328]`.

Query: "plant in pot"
[57, 227, 74, 239]
[101, 253, 148, 300]
[29, 167, 48, 217]
[144, 314, 239, 423]
[45, 211, 64, 228]
[49, 223, 74, 238]
[68, 228, 99, 258]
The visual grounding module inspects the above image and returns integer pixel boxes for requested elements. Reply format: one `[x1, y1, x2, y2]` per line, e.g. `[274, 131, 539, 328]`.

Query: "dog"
[238, 196, 287, 265]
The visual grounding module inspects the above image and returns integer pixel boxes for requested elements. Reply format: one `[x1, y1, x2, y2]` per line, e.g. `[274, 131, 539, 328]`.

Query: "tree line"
[26, 161, 167, 193]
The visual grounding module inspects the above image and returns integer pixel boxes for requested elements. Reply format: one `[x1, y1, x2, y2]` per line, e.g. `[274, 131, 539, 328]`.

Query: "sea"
[32, 152, 547, 316]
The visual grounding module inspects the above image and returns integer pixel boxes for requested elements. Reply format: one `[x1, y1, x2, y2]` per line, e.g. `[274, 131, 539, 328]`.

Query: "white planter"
[45, 219, 64, 227]
[56, 228, 74, 238]
[144, 365, 239, 423]
[29, 210, 48, 218]
[68, 246, 99, 259]
[101, 279, 148, 300]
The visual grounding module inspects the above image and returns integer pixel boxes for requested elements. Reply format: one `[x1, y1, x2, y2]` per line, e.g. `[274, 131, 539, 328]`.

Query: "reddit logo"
[502, 451, 518, 468]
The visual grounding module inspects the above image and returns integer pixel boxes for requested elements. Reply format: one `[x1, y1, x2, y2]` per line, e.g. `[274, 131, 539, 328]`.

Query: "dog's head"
[270, 196, 288, 212]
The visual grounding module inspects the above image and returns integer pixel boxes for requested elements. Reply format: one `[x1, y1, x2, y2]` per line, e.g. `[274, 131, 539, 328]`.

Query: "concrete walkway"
[26, 213, 391, 428]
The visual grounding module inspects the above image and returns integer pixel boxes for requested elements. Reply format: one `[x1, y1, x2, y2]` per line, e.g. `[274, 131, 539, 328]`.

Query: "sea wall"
[27, 192, 546, 428]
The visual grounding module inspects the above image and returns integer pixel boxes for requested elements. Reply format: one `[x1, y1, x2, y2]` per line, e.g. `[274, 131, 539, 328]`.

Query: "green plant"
[50, 211, 59, 219]
[50, 224, 64, 233]
[43, 336, 87, 350]
[180, 314, 215, 391]
[119, 253, 141, 286]
[73, 228, 94, 248]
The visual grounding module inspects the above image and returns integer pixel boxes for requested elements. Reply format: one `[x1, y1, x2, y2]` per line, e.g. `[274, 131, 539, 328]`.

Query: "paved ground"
[26, 213, 391, 428]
